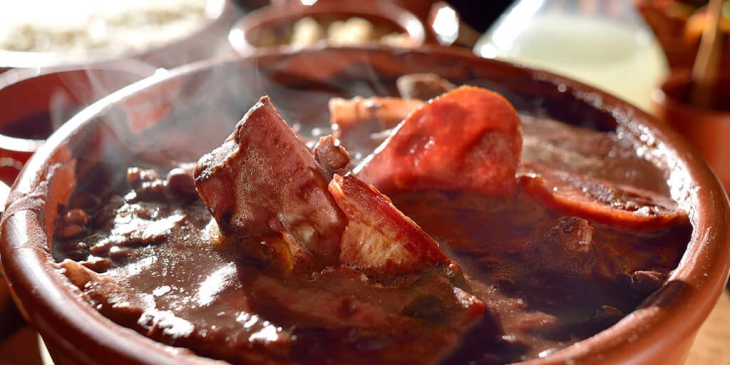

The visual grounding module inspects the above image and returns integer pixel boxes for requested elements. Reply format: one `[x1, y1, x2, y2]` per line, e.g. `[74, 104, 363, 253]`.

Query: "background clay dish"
[1, 46, 729, 365]
[0, 62, 159, 186]
[0, 0, 235, 73]
[229, 1, 428, 56]
[652, 69, 730, 191]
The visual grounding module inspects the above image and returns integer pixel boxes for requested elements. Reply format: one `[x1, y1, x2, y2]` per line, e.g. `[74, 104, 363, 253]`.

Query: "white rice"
[0, 0, 208, 55]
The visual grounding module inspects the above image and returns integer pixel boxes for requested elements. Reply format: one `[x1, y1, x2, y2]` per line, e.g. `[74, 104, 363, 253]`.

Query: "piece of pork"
[327, 72, 457, 158]
[247, 266, 495, 365]
[396, 73, 456, 100]
[355, 86, 523, 196]
[329, 96, 424, 160]
[313, 136, 351, 179]
[516, 217, 600, 278]
[194, 97, 346, 266]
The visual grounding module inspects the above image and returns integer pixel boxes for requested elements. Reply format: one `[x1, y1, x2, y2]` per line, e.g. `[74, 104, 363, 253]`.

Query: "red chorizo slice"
[354, 86, 522, 196]
[520, 161, 688, 230]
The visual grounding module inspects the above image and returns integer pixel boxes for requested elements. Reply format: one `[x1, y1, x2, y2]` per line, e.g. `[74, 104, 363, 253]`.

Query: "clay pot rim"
[2, 46, 730, 365]
[0, 0, 231, 71]
[652, 69, 730, 120]
[228, 1, 428, 57]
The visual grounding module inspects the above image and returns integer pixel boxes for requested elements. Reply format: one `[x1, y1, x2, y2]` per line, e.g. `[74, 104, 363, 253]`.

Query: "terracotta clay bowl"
[0, 63, 158, 186]
[0, 64, 156, 342]
[2, 46, 730, 365]
[653, 69, 730, 193]
[229, 0, 427, 56]
[0, 0, 235, 73]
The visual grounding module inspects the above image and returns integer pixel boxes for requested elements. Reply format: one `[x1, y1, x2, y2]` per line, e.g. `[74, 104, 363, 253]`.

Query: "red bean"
[81, 257, 111, 273]
[55, 223, 85, 240]
[166, 168, 196, 196]
[56, 241, 90, 261]
[631, 270, 666, 294]
[135, 180, 168, 201]
[127, 167, 159, 186]
[62, 209, 89, 226]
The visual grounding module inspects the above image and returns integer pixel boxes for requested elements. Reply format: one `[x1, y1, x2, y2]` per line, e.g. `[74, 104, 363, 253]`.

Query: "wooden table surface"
[2, 291, 729, 364]
[685, 290, 730, 364]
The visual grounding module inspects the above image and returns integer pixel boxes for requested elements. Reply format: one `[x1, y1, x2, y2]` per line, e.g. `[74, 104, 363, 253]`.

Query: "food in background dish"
[255, 16, 413, 48]
[636, 0, 730, 68]
[0, 0, 207, 55]
[53, 76, 690, 364]
[637, 0, 730, 42]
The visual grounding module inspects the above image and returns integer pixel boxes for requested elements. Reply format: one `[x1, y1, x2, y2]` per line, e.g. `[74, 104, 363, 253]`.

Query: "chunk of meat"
[591, 226, 688, 279]
[396, 73, 456, 100]
[248, 266, 494, 364]
[61, 260, 146, 326]
[355, 86, 523, 196]
[517, 217, 599, 277]
[392, 191, 552, 254]
[313, 136, 351, 179]
[519, 161, 688, 230]
[328, 175, 460, 282]
[330, 96, 424, 159]
[194, 97, 346, 265]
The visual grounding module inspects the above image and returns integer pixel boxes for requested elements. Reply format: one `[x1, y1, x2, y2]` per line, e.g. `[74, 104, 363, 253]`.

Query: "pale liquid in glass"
[476, 15, 668, 112]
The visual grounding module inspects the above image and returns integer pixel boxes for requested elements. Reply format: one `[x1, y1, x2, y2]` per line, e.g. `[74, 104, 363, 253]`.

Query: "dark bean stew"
[54, 81, 689, 365]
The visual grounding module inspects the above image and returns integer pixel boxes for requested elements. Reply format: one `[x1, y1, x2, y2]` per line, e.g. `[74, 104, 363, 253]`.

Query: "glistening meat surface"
[194, 97, 346, 267]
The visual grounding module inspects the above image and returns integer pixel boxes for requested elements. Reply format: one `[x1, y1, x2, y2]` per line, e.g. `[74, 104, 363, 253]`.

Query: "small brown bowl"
[229, 1, 427, 56]
[652, 69, 730, 191]
[0, 62, 158, 185]
[0, 0, 235, 72]
[2, 47, 730, 365]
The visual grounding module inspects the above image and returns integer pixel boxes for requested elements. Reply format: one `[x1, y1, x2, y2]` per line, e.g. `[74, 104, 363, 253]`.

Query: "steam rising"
[47, 48, 688, 221]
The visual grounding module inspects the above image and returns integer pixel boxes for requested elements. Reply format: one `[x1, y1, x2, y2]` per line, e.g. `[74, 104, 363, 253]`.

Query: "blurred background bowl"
[0, 0, 235, 74]
[635, 0, 730, 75]
[229, 0, 428, 56]
[653, 69, 730, 191]
[0, 62, 159, 186]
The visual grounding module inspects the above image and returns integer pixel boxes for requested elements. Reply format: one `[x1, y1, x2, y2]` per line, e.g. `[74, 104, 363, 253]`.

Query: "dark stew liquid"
[53, 114, 690, 364]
